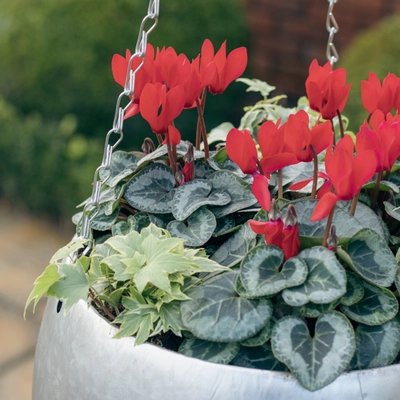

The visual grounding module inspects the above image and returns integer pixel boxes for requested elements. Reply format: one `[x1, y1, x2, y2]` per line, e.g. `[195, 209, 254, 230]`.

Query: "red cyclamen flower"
[356, 110, 400, 173]
[305, 59, 351, 120]
[226, 128, 270, 210]
[282, 205, 300, 260]
[139, 82, 185, 136]
[311, 135, 377, 221]
[200, 39, 247, 94]
[361, 72, 400, 115]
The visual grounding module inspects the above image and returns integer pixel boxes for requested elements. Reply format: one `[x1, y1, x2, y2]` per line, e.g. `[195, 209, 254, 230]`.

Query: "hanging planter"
[28, 0, 400, 397]
[33, 298, 400, 400]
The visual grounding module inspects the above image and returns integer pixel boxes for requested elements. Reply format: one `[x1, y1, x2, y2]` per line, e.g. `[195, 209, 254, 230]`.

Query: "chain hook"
[78, 0, 160, 245]
[326, 0, 339, 66]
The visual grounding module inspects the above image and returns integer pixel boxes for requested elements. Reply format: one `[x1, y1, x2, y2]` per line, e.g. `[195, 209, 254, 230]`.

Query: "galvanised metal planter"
[33, 298, 400, 400]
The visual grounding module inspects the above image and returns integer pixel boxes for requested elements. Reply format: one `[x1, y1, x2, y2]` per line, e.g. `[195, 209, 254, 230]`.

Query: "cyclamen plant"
[28, 39, 400, 392]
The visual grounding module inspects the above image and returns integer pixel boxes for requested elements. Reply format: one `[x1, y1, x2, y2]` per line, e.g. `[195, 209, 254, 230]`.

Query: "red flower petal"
[252, 174, 270, 211]
[310, 192, 338, 221]
[226, 128, 258, 174]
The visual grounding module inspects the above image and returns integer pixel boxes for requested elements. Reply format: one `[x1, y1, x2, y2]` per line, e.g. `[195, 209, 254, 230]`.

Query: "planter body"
[33, 298, 400, 400]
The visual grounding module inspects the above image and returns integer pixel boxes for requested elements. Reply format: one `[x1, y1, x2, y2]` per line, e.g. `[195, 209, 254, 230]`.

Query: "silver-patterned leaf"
[271, 312, 356, 391]
[178, 339, 240, 364]
[340, 281, 398, 326]
[299, 298, 341, 318]
[282, 246, 346, 307]
[349, 319, 400, 370]
[340, 270, 364, 307]
[167, 208, 216, 247]
[172, 179, 230, 221]
[240, 319, 274, 347]
[231, 342, 287, 371]
[345, 228, 397, 287]
[211, 222, 257, 267]
[124, 163, 175, 214]
[208, 170, 257, 218]
[111, 213, 150, 236]
[180, 272, 273, 342]
[212, 216, 236, 237]
[240, 245, 308, 297]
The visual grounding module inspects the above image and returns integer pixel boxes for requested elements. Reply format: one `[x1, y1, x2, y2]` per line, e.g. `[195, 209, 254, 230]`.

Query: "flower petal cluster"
[311, 136, 377, 221]
[305, 59, 351, 120]
[361, 72, 400, 115]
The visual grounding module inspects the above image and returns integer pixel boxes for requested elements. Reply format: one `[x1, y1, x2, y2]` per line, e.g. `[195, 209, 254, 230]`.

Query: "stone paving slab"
[0, 200, 73, 400]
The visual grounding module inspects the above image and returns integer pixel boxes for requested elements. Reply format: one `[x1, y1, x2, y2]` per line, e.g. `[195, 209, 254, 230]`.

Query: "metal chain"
[326, 0, 339, 65]
[80, 0, 160, 243]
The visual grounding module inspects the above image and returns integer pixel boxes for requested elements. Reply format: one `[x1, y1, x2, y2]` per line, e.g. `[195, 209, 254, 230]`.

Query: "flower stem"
[310, 144, 318, 199]
[195, 88, 207, 151]
[89, 288, 115, 321]
[371, 171, 383, 210]
[337, 110, 344, 139]
[322, 207, 336, 247]
[196, 96, 209, 163]
[278, 169, 283, 198]
[330, 119, 336, 146]
[350, 192, 359, 216]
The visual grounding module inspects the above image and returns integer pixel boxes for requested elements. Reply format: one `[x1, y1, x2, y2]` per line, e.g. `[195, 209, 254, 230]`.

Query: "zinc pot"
[33, 298, 400, 400]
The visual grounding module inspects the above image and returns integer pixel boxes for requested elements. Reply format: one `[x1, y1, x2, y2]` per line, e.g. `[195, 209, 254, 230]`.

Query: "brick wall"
[241, 0, 400, 100]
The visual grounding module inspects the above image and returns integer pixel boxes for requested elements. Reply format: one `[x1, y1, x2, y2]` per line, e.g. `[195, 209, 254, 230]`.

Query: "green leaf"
[193, 160, 215, 179]
[99, 150, 139, 187]
[282, 199, 385, 245]
[113, 310, 154, 345]
[180, 272, 273, 342]
[363, 180, 399, 193]
[50, 238, 90, 264]
[47, 260, 91, 312]
[240, 319, 274, 347]
[111, 213, 150, 236]
[205, 122, 235, 146]
[236, 78, 276, 97]
[212, 216, 236, 237]
[349, 319, 400, 370]
[167, 208, 216, 247]
[345, 228, 397, 287]
[158, 301, 185, 336]
[178, 339, 240, 364]
[298, 299, 341, 318]
[208, 170, 258, 218]
[231, 342, 288, 371]
[74, 202, 121, 232]
[25, 264, 61, 316]
[172, 179, 230, 221]
[340, 281, 399, 326]
[271, 312, 356, 391]
[340, 270, 364, 306]
[104, 230, 144, 257]
[211, 222, 257, 267]
[384, 201, 400, 222]
[282, 247, 347, 307]
[124, 163, 175, 214]
[240, 245, 308, 297]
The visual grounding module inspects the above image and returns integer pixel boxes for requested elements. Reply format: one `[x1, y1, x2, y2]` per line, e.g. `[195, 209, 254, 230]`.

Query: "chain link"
[326, 0, 339, 65]
[80, 0, 160, 243]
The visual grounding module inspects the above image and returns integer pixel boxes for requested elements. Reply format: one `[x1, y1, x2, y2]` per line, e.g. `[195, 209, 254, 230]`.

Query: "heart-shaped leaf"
[349, 319, 400, 370]
[211, 222, 257, 267]
[282, 199, 385, 245]
[340, 270, 364, 306]
[282, 246, 346, 307]
[240, 245, 308, 297]
[298, 298, 341, 318]
[343, 228, 397, 287]
[208, 170, 258, 218]
[240, 319, 274, 347]
[99, 150, 139, 187]
[124, 163, 175, 214]
[231, 342, 287, 371]
[111, 213, 150, 236]
[271, 312, 356, 391]
[167, 208, 216, 247]
[180, 272, 273, 342]
[178, 338, 240, 364]
[212, 216, 237, 237]
[340, 281, 398, 326]
[193, 160, 215, 179]
[172, 179, 230, 221]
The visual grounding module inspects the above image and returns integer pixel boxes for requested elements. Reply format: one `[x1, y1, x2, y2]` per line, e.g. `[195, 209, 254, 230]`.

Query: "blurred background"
[1, 0, 400, 398]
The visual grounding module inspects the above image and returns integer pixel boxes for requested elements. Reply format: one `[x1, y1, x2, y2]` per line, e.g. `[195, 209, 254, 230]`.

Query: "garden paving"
[0, 200, 72, 400]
